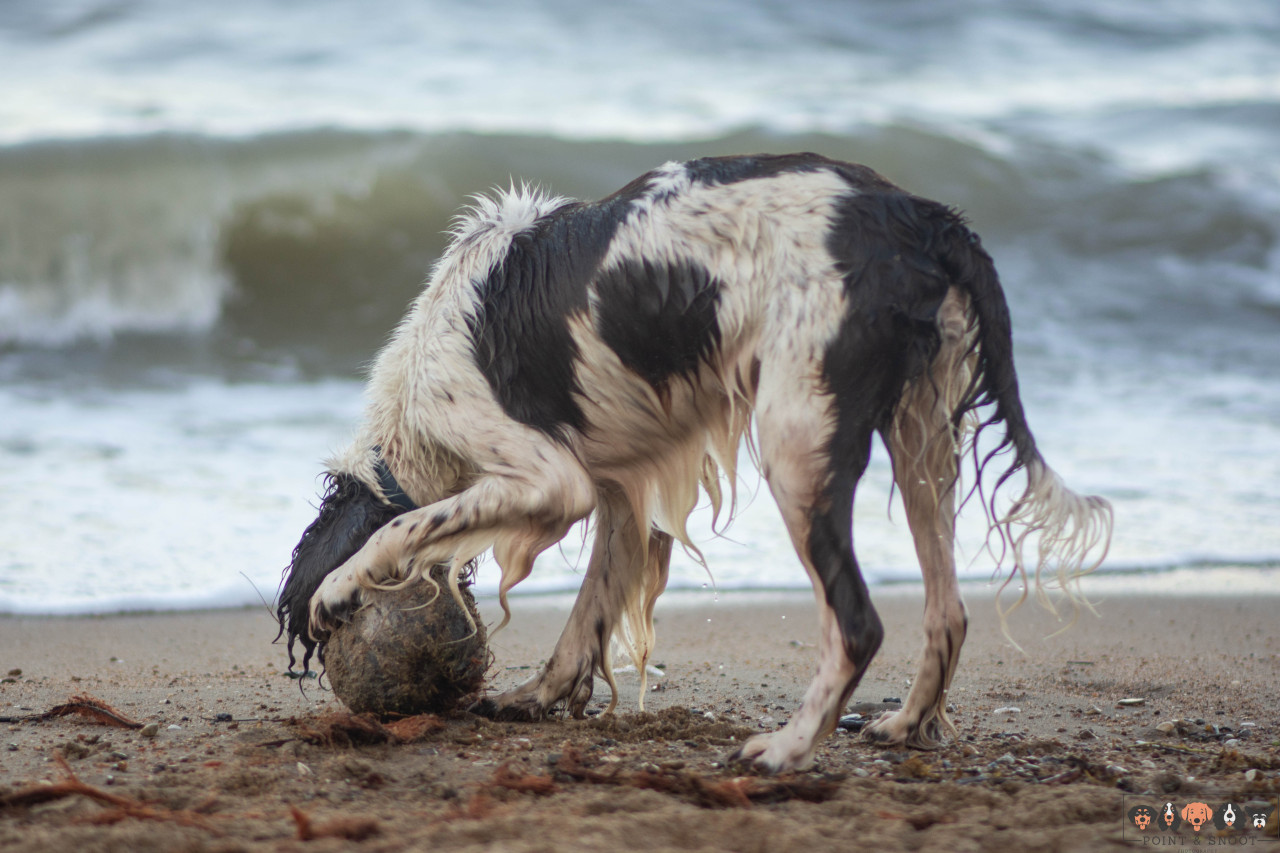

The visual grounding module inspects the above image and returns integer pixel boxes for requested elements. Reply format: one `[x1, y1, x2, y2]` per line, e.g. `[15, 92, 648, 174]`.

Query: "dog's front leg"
[473, 483, 672, 721]
[310, 465, 595, 641]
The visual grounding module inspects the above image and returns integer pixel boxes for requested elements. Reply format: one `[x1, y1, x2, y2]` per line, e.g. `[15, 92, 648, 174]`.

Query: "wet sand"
[2, 585, 1278, 852]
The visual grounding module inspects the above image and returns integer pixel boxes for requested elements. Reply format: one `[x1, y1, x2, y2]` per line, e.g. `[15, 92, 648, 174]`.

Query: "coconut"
[324, 569, 488, 717]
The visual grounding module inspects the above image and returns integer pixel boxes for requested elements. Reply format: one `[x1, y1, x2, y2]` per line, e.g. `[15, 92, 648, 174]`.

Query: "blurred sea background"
[2, 0, 1278, 614]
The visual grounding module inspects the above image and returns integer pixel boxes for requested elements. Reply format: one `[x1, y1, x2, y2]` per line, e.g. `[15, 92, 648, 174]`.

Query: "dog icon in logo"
[1213, 803, 1244, 831]
[1128, 805, 1154, 831]
[1161, 802, 1181, 831]
[1253, 812, 1268, 830]
[1180, 802, 1213, 832]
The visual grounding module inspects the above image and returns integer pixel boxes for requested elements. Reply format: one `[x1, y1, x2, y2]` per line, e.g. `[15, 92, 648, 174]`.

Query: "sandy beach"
[2, 584, 1278, 851]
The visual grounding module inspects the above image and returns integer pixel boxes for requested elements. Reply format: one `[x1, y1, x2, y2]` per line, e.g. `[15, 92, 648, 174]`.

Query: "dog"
[1181, 802, 1213, 832]
[1128, 805, 1154, 831]
[276, 153, 1112, 773]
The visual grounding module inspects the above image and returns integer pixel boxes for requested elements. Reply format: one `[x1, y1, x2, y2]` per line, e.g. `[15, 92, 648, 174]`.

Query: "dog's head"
[1161, 802, 1181, 830]
[1180, 802, 1213, 832]
[1254, 813, 1268, 830]
[1128, 805, 1153, 831]
[275, 468, 410, 674]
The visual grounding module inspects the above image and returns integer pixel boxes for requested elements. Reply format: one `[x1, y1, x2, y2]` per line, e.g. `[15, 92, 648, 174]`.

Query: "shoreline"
[2, 562, 1277, 620]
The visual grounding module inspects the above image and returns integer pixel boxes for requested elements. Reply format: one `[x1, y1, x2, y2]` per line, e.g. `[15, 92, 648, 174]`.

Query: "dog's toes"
[308, 573, 364, 639]
[469, 694, 547, 722]
[861, 710, 907, 745]
[727, 733, 806, 775]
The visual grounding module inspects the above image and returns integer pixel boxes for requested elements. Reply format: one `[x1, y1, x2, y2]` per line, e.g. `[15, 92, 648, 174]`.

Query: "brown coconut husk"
[323, 568, 488, 717]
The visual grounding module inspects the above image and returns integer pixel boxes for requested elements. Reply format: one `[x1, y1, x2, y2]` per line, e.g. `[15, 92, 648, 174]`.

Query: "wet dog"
[277, 153, 1112, 772]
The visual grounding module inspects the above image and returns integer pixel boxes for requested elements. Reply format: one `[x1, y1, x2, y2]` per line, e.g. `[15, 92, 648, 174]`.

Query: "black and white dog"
[277, 153, 1112, 773]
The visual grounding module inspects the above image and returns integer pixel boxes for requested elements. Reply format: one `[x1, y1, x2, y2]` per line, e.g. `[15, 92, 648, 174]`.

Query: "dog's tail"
[938, 215, 1113, 635]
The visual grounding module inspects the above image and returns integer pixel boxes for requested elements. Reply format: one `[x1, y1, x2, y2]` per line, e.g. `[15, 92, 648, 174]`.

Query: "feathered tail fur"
[938, 217, 1114, 634]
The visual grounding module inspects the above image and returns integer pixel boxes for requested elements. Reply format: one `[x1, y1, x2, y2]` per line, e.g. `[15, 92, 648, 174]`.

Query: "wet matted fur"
[277, 153, 1112, 772]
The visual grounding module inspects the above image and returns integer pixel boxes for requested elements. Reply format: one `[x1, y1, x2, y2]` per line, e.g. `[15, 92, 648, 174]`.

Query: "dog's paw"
[308, 570, 364, 641]
[468, 693, 548, 722]
[862, 709, 946, 749]
[728, 731, 816, 775]
[861, 710, 909, 744]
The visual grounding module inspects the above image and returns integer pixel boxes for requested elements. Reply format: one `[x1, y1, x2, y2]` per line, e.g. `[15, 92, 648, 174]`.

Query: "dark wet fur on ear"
[275, 473, 409, 674]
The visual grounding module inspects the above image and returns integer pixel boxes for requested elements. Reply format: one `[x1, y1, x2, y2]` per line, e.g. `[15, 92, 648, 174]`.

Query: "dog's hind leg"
[309, 436, 596, 639]
[473, 482, 673, 721]
[730, 354, 888, 773]
[864, 291, 973, 748]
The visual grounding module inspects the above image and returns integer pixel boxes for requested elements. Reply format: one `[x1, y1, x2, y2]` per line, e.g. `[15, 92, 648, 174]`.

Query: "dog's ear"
[275, 473, 407, 673]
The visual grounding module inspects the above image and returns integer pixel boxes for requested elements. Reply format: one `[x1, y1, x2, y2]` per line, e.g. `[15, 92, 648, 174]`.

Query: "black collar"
[372, 449, 418, 512]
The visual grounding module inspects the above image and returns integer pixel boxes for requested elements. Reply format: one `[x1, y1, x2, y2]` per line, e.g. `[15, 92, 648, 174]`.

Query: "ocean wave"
[1, 126, 1277, 376]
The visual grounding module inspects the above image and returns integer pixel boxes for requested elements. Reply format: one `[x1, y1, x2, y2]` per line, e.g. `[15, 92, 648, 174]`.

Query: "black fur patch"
[593, 258, 722, 389]
[468, 190, 645, 440]
[830, 186, 1040, 501]
[823, 190, 956, 428]
[683, 152, 852, 188]
[275, 473, 410, 673]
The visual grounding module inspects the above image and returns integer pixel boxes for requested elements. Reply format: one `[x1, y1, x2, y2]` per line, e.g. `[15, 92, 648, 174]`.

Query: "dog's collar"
[372, 448, 417, 511]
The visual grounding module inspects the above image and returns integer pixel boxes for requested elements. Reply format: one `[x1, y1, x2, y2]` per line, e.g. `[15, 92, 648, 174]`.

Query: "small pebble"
[993, 706, 1021, 715]
[1244, 769, 1259, 782]
[1116, 698, 1146, 707]
[1155, 721, 1176, 735]
[297, 762, 312, 776]
[140, 723, 159, 738]
[167, 724, 182, 731]
[1224, 738, 1241, 747]
[837, 714, 865, 732]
